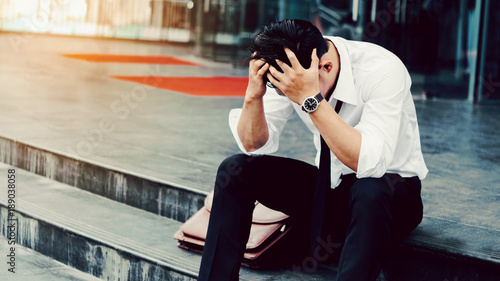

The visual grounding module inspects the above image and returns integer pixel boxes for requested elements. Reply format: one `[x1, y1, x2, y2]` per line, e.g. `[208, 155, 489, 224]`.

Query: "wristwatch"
[301, 93, 324, 113]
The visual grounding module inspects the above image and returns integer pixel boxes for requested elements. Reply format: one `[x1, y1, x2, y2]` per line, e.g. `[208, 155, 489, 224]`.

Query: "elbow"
[336, 149, 359, 173]
[344, 152, 359, 173]
[345, 137, 361, 173]
[242, 138, 268, 153]
[348, 158, 358, 173]
[242, 143, 257, 153]
[356, 157, 390, 178]
[237, 123, 269, 153]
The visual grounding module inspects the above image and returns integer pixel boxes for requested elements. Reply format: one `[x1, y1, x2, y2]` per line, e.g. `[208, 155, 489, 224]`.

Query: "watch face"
[303, 97, 319, 112]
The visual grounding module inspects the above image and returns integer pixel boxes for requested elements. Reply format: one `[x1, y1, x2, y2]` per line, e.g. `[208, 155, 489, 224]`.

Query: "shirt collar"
[324, 36, 357, 106]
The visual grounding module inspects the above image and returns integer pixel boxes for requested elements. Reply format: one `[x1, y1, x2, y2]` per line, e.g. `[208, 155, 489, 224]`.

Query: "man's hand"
[246, 56, 270, 101]
[267, 48, 321, 105]
[237, 54, 271, 152]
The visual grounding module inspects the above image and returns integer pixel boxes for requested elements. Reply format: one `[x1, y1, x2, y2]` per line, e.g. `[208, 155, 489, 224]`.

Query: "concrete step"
[0, 236, 103, 281]
[0, 136, 207, 224]
[1, 138, 500, 280]
[0, 163, 340, 280]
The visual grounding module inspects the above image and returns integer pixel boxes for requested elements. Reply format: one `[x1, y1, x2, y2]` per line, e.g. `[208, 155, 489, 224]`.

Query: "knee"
[214, 154, 255, 192]
[349, 178, 392, 209]
[217, 154, 253, 177]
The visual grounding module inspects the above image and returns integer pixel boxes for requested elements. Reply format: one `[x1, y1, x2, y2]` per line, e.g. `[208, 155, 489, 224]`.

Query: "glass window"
[479, 0, 500, 102]
[363, 0, 477, 100]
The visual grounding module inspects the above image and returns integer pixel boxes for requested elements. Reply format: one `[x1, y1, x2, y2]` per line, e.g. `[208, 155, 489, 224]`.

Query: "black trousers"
[198, 154, 423, 281]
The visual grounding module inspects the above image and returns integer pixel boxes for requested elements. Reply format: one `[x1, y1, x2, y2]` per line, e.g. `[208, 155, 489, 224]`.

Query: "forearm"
[237, 97, 269, 152]
[310, 100, 361, 172]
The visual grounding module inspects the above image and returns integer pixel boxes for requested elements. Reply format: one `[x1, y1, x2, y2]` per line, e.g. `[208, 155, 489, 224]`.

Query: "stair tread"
[1, 162, 499, 281]
[0, 236, 102, 281]
[0, 163, 337, 280]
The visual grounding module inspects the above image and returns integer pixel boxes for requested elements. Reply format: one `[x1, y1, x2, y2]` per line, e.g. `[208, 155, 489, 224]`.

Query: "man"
[198, 19, 428, 281]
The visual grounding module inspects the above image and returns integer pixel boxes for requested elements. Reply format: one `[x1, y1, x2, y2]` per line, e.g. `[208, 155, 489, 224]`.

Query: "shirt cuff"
[228, 109, 279, 155]
[355, 127, 388, 178]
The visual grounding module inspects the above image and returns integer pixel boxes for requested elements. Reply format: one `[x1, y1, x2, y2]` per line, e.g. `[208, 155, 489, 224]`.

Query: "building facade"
[0, 0, 498, 102]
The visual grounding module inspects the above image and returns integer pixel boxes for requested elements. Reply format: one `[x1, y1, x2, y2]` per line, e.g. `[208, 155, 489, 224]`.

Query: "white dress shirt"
[229, 36, 428, 188]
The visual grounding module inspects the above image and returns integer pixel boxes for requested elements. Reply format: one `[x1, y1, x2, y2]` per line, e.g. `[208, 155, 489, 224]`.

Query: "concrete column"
[476, 0, 489, 103]
[258, 0, 265, 28]
[150, 0, 164, 27]
[278, 0, 285, 20]
[455, 0, 467, 79]
[194, 0, 204, 55]
[85, 0, 99, 23]
[239, 0, 247, 33]
[467, 0, 485, 103]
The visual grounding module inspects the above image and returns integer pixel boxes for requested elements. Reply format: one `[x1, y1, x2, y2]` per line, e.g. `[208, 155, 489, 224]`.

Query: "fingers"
[250, 58, 266, 69]
[310, 48, 319, 70]
[283, 48, 299, 68]
[256, 61, 270, 77]
[277, 48, 319, 70]
[266, 71, 280, 87]
[268, 64, 285, 84]
[273, 58, 290, 75]
[250, 58, 268, 76]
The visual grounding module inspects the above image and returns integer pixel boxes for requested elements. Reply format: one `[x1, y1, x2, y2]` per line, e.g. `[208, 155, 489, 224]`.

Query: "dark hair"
[248, 19, 328, 72]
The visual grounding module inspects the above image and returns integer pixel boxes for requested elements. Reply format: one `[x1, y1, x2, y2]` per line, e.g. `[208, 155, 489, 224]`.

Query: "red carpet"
[62, 54, 200, 66]
[111, 76, 248, 97]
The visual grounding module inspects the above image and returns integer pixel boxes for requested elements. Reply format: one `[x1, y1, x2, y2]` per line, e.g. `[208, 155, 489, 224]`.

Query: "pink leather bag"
[173, 190, 292, 268]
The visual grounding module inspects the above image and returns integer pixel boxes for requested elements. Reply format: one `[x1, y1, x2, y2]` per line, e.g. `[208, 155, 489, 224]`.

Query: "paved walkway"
[0, 32, 499, 238]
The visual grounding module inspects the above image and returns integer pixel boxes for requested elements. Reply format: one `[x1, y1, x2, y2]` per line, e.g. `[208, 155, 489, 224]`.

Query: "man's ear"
[321, 62, 334, 73]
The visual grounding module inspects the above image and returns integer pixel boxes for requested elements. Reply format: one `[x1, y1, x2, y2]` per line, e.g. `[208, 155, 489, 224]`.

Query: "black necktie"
[309, 100, 343, 254]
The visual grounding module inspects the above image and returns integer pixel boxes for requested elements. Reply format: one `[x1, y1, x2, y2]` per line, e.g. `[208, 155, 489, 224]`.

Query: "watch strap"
[313, 92, 324, 103]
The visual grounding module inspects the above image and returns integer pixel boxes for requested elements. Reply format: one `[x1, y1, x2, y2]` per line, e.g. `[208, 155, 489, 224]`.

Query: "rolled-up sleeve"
[229, 89, 294, 155]
[354, 61, 407, 178]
